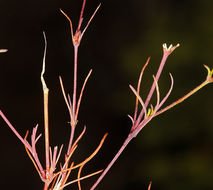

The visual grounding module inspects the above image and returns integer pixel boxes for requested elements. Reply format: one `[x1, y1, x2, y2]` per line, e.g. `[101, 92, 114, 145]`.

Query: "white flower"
[163, 43, 180, 53]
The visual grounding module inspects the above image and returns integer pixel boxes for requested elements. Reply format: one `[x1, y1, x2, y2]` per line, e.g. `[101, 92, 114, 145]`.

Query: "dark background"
[0, 0, 213, 189]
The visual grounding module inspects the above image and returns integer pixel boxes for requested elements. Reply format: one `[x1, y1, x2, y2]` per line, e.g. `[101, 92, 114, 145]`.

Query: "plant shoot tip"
[163, 43, 180, 53]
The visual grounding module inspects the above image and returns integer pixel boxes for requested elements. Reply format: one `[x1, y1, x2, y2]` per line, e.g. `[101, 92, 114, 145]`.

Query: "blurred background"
[0, 0, 213, 189]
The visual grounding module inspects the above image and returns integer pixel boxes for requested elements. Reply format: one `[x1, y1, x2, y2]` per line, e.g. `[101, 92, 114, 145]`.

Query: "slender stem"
[43, 183, 49, 190]
[41, 32, 50, 172]
[133, 57, 150, 122]
[156, 80, 210, 116]
[67, 125, 75, 155]
[77, 0, 86, 31]
[61, 170, 103, 189]
[73, 45, 79, 118]
[144, 53, 169, 107]
[75, 69, 92, 120]
[148, 182, 152, 190]
[90, 135, 132, 190]
[62, 43, 79, 185]
[43, 87, 50, 171]
[133, 53, 169, 130]
[0, 110, 32, 152]
[67, 45, 79, 155]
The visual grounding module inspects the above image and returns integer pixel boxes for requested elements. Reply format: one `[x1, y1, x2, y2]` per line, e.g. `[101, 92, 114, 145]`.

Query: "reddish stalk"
[67, 45, 79, 156]
[0, 2, 106, 189]
[0, 110, 32, 151]
[67, 125, 75, 155]
[133, 57, 150, 122]
[133, 44, 179, 130]
[145, 44, 179, 107]
[1, 1, 212, 190]
[148, 182, 152, 190]
[72, 45, 79, 120]
[90, 135, 132, 190]
[60, 0, 101, 168]
[156, 68, 213, 116]
[43, 183, 49, 190]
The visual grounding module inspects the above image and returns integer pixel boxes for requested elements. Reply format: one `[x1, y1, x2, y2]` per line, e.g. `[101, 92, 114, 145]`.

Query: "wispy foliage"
[0, 0, 212, 190]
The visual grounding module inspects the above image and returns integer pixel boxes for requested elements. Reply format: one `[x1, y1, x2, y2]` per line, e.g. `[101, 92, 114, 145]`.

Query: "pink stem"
[67, 125, 75, 155]
[31, 126, 45, 176]
[67, 45, 79, 155]
[77, 0, 86, 31]
[0, 110, 32, 152]
[90, 135, 132, 190]
[72, 45, 78, 119]
[133, 57, 150, 122]
[133, 52, 169, 130]
[43, 183, 49, 190]
[0, 110, 46, 177]
[144, 53, 169, 107]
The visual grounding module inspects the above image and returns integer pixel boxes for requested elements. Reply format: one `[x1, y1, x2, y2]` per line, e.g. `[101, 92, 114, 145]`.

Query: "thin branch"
[81, 3, 101, 37]
[59, 162, 75, 188]
[156, 79, 210, 116]
[77, 0, 87, 31]
[0, 110, 32, 152]
[60, 9, 74, 39]
[24, 131, 44, 180]
[127, 114, 134, 124]
[59, 76, 74, 123]
[61, 169, 103, 189]
[75, 69, 92, 119]
[77, 165, 84, 190]
[90, 135, 131, 190]
[55, 145, 64, 167]
[30, 125, 45, 177]
[73, 133, 108, 169]
[133, 57, 150, 121]
[148, 181, 152, 190]
[71, 126, 86, 151]
[157, 73, 174, 110]
[72, 45, 79, 121]
[134, 44, 179, 129]
[43, 183, 49, 190]
[129, 85, 147, 120]
[145, 43, 179, 108]
[67, 125, 76, 155]
[144, 52, 168, 107]
[152, 75, 160, 109]
[41, 31, 50, 172]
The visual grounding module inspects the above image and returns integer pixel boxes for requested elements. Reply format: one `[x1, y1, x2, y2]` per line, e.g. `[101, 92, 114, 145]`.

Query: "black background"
[0, 0, 213, 189]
